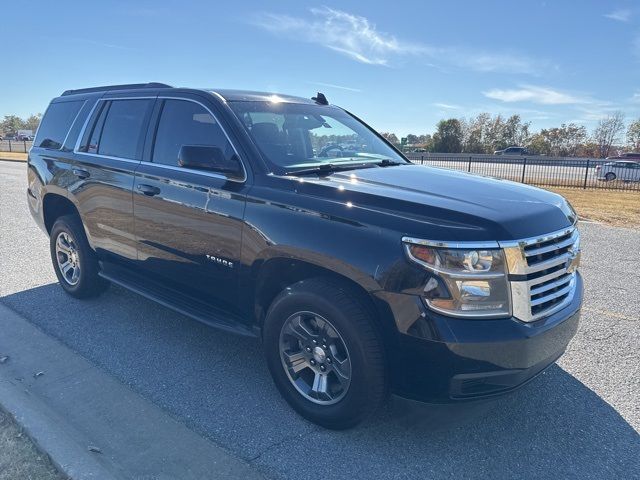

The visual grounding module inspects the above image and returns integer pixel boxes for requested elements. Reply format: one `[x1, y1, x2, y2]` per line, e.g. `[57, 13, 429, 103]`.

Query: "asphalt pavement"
[1, 161, 638, 479]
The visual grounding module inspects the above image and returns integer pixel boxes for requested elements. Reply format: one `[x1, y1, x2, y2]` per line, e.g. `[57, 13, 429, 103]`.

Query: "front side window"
[35, 100, 83, 150]
[96, 99, 152, 159]
[152, 99, 235, 166]
[229, 101, 405, 173]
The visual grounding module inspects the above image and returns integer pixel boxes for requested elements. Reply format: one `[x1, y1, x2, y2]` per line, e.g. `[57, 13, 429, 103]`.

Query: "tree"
[626, 119, 640, 152]
[1, 115, 25, 136]
[380, 132, 400, 146]
[432, 119, 463, 153]
[502, 115, 531, 148]
[24, 114, 42, 132]
[526, 132, 550, 155]
[592, 111, 625, 158]
[460, 114, 488, 153]
[532, 123, 587, 157]
[405, 134, 419, 145]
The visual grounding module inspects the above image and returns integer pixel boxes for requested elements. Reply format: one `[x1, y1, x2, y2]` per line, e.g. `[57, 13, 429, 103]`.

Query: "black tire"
[50, 214, 109, 299]
[605, 172, 616, 181]
[263, 277, 387, 429]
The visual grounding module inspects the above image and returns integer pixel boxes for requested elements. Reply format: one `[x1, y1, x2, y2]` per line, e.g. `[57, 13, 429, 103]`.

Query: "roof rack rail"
[61, 82, 173, 97]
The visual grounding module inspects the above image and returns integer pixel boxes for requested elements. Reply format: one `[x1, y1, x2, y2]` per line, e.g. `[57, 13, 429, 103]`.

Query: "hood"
[290, 164, 576, 241]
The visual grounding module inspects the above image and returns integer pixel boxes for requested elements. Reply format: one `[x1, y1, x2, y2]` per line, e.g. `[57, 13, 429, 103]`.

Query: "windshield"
[229, 101, 406, 173]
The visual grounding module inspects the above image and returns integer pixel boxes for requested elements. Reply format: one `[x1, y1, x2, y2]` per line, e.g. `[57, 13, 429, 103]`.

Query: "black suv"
[27, 83, 583, 429]
[494, 146, 529, 155]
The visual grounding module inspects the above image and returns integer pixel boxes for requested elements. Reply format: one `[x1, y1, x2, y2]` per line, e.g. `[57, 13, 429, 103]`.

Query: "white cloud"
[433, 102, 462, 110]
[632, 92, 640, 102]
[604, 9, 632, 22]
[252, 7, 547, 73]
[308, 81, 362, 92]
[251, 7, 424, 66]
[482, 85, 591, 105]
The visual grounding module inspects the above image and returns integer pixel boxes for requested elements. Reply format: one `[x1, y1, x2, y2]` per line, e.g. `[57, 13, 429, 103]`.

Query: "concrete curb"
[0, 157, 27, 163]
[0, 303, 264, 480]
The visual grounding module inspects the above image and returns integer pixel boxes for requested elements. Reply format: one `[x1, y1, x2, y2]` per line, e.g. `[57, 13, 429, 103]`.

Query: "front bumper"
[379, 272, 583, 403]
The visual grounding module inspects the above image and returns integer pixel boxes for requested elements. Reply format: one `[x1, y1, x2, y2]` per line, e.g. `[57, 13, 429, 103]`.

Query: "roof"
[61, 82, 172, 97]
[209, 89, 318, 104]
[58, 83, 324, 105]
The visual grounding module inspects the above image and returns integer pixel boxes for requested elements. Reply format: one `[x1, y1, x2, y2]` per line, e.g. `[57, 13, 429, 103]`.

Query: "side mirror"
[178, 145, 243, 180]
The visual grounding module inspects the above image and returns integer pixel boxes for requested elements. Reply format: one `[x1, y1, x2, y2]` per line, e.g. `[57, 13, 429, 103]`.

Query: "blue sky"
[2, 0, 639, 135]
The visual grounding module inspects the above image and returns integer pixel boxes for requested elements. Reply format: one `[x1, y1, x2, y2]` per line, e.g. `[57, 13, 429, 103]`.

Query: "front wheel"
[263, 278, 387, 429]
[605, 172, 616, 181]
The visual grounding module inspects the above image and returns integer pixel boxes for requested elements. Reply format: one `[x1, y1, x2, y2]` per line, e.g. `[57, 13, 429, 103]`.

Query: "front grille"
[502, 227, 580, 322]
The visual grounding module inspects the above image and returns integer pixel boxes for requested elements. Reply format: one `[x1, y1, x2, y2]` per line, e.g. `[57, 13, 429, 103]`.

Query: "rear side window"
[97, 99, 152, 159]
[35, 100, 83, 149]
[152, 99, 235, 166]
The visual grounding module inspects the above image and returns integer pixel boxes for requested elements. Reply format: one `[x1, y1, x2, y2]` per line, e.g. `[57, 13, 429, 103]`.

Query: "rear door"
[72, 96, 155, 263]
[132, 95, 249, 314]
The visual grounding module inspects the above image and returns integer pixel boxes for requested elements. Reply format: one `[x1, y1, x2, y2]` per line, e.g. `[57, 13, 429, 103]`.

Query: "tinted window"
[152, 99, 235, 166]
[98, 99, 152, 159]
[80, 102, 109, 154]
[229, 101, 404, 172]
[35, 100, 83, 149]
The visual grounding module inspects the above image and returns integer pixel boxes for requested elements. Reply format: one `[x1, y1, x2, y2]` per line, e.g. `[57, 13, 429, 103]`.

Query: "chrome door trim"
[73, 95, 248, 183]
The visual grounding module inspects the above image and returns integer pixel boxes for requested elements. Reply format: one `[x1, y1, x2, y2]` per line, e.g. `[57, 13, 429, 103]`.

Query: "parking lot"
[1, 161, 638, 479]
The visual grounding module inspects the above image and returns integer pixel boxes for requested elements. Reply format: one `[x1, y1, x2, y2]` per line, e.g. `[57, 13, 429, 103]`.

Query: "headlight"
[404, 242, 511, 318]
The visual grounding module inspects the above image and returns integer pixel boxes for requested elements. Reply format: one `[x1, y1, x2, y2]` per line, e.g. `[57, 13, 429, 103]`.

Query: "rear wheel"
[605, 172, 616, 181]
[50, 215, 109, 298]
[263, 278, 387, 429]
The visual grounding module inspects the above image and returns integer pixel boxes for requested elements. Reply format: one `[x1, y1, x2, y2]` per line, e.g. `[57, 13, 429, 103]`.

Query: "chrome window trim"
[73, 99, 101, 152]
[60, 100, 88, 149]
[73, 151, 141, 165]
[138, 161, 231, 181]
[73, 96, 156, 156]
[152, 96, 247, 183]
[33, 99, 86, 152]
[72, 96, 248, 183]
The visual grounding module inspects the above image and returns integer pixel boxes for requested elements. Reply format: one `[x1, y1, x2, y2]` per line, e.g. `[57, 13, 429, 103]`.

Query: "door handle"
[137, 184, 161, 196]
[72, 168, 90, 179]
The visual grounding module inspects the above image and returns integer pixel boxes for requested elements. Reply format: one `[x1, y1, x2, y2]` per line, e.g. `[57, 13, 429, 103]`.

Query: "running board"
[98, 263, 258, 338]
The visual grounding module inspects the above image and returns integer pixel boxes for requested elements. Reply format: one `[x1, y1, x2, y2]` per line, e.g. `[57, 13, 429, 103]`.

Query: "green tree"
[1, 115, 25, 136]
[24, 114, 42, 132]
[626, 119, 640, 151]
[432, 119, 463, 153]
[380, 132, 400, 146]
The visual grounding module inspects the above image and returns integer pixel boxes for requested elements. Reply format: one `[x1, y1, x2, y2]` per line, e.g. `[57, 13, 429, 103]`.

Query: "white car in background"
[596, 160, 640, 181]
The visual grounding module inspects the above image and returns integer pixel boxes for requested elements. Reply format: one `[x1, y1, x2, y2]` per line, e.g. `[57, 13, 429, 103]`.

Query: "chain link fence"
[405, 153, 640, 192]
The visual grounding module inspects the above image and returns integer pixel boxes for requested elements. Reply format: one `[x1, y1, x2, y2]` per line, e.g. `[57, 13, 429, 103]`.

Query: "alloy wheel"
[279, 311, 352, 405]
[55, 231, 81, 286]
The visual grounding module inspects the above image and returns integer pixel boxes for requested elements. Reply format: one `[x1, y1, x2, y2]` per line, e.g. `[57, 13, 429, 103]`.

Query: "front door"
[132, 96, 249, 315]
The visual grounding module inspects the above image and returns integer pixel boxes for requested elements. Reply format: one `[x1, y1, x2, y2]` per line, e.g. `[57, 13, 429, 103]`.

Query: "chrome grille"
[500, 227, 580, 322]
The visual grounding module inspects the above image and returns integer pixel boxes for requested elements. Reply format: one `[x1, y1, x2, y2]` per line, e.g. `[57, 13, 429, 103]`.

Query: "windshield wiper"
[376, 159, 405, 167]
[285, 163, 371, 176]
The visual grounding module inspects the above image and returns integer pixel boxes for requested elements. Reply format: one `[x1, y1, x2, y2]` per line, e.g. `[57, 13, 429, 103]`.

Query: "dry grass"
[0, 411, 66, 480]
[0, 152, 27, 161]
[547, 187, 640, 228]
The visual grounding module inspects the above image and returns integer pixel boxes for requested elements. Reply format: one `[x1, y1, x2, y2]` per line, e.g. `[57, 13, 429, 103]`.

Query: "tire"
[263, 277, 387, 429]
[50, 214, 109, 299]
[605, 172, 616, 181]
